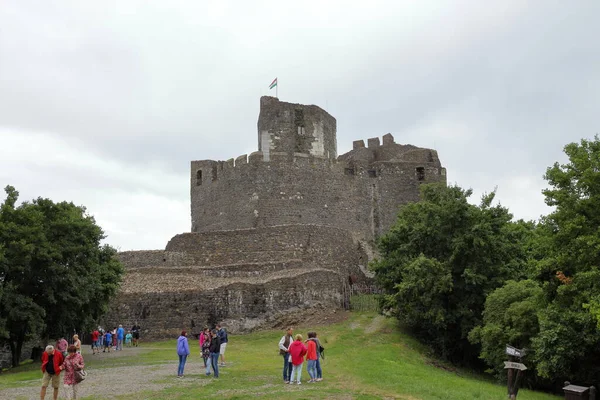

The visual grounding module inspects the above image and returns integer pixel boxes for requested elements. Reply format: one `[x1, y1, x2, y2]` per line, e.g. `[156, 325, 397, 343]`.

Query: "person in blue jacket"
[176, 330, 190, 378]
[116, 325, 125, 351]
[104, 330, 112, 353]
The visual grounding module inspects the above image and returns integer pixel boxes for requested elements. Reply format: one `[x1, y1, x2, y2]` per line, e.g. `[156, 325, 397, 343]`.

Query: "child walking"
[288, 334, 307, 385]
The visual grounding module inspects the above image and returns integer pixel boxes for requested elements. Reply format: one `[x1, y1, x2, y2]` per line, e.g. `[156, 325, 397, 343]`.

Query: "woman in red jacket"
[305, 332, 318, 383]
[288, 334, 307, 385]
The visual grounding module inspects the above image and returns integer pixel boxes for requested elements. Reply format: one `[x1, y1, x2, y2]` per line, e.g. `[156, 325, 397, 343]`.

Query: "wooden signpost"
[505, 345, 527, 399]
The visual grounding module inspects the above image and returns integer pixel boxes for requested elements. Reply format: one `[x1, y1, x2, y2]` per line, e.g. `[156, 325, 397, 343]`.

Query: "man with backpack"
[278, 327, 293, 383]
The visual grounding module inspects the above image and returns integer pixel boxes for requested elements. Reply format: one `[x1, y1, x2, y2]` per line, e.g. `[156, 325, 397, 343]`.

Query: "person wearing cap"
[40, 345, 64, 400]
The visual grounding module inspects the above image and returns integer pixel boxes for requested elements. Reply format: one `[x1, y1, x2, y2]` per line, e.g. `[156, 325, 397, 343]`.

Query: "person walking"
[288, 334, 307, 385]
[305, 332, 318, 383]
[278, 327, 293, 383]
[176, 330, 190, 378]
[91, 329, 100, 355]
[208, 329, 221, 378]
[72, 335, 81, 354]
[116, 325, 125, 351]
[216, 323, 228, 367]
[103, 330, 112, 353]
[61, 345, 85, 400]
[56, 337, 68, 358]
[40, 345, 64, 400]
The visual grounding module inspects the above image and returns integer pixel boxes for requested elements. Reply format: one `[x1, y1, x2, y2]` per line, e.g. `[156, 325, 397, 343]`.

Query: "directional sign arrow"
[504, 361, 527, 371]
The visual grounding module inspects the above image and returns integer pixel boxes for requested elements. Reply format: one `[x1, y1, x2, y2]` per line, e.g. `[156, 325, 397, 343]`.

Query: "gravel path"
[0, 348, 210, 400]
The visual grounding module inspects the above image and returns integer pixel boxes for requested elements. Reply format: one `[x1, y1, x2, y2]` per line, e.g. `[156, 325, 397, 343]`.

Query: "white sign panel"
[504, 361, 527, 371]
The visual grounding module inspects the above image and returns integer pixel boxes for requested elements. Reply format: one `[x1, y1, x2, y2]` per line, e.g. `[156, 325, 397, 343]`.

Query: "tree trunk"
[9, 333, 25, 367]
[9, 341, 18, 367]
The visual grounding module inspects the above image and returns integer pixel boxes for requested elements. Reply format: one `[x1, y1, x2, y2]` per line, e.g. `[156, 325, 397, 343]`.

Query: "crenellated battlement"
[191, 131, 444, 190]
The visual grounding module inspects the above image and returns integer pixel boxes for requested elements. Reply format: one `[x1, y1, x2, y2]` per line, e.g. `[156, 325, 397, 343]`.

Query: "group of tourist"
[176, 323, 229, 378]
[89, 324, 141, 354]
[173, 324, 324, 384]
[279, 327, 324, 384]
[40, 324, 141, 399]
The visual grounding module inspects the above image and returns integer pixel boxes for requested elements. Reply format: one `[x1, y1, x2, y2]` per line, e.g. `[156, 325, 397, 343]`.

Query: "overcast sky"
[1, 1, 598, 250]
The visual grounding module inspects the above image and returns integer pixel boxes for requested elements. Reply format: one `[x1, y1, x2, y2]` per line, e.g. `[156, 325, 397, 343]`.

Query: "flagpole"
[276, 79, 278, 99]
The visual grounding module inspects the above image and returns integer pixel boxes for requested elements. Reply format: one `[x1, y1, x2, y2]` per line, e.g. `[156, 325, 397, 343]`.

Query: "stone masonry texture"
[105, 97, 446, 339]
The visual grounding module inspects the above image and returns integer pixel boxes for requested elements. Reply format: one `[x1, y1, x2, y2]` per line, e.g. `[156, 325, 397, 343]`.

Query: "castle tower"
[257, 96, 337, 160]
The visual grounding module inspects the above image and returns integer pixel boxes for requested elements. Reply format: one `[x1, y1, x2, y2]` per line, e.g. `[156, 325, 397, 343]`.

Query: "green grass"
[0, 312, 560, 400]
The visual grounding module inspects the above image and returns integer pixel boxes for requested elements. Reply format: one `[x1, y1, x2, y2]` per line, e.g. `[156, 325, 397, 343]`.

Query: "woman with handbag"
[61, 344, 85, 399]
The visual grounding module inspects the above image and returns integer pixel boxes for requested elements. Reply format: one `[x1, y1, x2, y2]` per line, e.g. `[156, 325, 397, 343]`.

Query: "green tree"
[529, 137, 600, 385]
[0, 186, 123, 366]
[469, 280, 543, 382]
[371, 184, 530, 364]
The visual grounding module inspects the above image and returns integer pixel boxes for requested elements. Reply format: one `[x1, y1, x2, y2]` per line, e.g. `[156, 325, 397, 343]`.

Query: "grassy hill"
[0, 312, 560, 399]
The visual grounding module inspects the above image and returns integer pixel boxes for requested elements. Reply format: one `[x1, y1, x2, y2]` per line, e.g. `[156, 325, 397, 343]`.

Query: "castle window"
[196, 170, 203, 186]
[212, 165, 218, 182]
[294, 109, 304, 127]
[344, 167, 355, 176]
[416, 167, 425, 181]
[368, 169, 377, 178]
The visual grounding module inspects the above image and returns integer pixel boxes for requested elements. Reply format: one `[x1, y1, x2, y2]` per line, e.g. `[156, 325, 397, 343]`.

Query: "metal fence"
[347, 283, 382, 312]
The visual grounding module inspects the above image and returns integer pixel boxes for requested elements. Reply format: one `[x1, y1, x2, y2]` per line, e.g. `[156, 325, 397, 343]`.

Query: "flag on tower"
[269, 78, 277, 89]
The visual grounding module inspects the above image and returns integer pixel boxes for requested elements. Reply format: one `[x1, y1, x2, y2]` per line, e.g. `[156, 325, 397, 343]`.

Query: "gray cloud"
[1, 0, 598, 248]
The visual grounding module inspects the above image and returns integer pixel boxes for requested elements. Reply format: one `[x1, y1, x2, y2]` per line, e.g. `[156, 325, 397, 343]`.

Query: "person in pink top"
[56, 337, 68, 357]
[199, 327, 210, 368]
[288, 334, 307, 385]
[61, 345, 84, 400]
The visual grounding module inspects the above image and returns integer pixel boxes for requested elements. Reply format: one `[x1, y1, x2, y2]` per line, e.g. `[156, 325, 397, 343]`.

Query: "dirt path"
[0, 348, 209, 400]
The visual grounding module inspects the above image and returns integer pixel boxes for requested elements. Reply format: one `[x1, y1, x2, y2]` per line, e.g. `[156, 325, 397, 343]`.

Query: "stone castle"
[106, 96, 446, 338]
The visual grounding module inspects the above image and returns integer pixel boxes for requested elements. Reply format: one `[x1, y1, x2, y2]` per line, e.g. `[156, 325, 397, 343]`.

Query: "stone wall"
[105, 225, 368, 339]
[0, 340, 39, 370]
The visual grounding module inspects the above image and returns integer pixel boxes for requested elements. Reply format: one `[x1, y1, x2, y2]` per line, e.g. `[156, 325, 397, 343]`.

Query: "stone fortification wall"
[258, 96, 337, 159]
[120, 225, 365, 269]
[109, 270, 343, 339]
[190, 134, 446, 240]
[105, 225, 368, 338]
